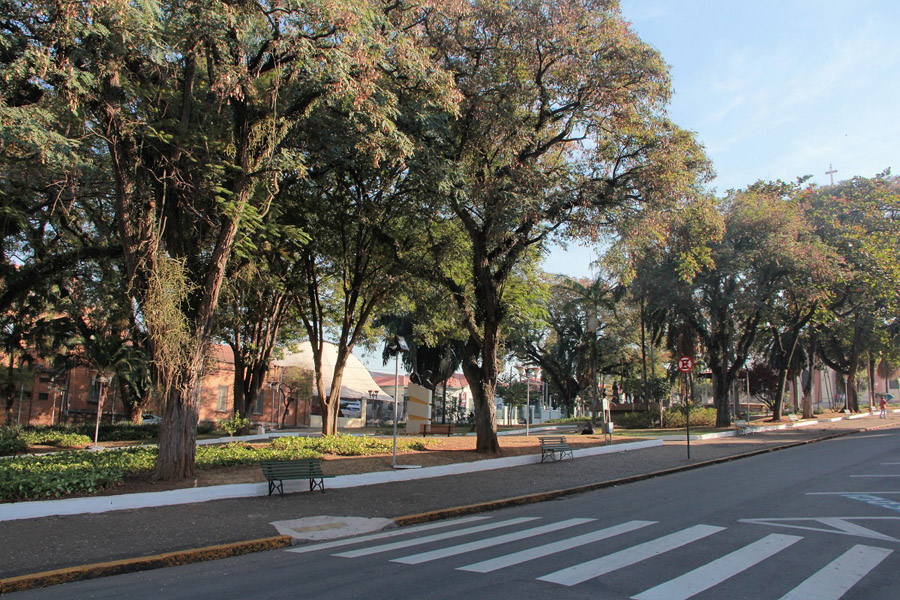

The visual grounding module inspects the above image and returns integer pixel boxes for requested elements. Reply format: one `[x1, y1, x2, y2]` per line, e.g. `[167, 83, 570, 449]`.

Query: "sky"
[359, 0, 900, 370]
[543, 0, 900, 278]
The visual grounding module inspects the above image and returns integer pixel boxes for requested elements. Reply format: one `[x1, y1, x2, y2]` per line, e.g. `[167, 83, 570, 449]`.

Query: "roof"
[274, 341, 393, 402]
[371, 372, 468, 389]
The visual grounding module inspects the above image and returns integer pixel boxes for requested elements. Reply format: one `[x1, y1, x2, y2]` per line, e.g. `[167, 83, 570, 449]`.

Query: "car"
[142, 413, 162, 425]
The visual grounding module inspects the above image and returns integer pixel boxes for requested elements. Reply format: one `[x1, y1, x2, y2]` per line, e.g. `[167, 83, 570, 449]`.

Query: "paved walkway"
[1, 414, 898, 591]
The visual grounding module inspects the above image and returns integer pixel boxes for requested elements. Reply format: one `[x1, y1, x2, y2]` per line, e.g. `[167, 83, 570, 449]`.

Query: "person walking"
[879, 395, 888, 419]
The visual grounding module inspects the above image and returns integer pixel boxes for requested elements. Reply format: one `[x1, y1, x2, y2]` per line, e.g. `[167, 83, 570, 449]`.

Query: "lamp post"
[93, 373, 110, 447]
[49, 381, 59, 426]
[269, 380, 280, 430]
[390, 336, 409, 468]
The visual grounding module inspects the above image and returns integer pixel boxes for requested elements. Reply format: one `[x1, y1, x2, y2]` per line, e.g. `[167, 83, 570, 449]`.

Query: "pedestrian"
[879, 396, 888, 419]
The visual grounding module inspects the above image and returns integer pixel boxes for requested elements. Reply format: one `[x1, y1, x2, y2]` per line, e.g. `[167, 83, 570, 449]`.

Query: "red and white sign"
[678, 356, 694, 372]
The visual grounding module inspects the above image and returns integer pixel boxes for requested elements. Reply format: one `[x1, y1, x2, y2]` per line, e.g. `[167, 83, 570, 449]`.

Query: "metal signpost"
[678, 356, 693, 459]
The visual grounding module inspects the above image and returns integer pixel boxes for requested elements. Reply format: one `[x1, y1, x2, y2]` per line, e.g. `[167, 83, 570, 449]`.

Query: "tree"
[3, 0, 431, 478]
[412, 0, 709, 452]
[804, 174, 900, 413]
[632, 184, 829, 426]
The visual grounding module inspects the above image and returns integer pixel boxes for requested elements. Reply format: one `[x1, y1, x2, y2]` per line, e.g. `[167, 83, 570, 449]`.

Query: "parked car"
[142, 413, 162, 425]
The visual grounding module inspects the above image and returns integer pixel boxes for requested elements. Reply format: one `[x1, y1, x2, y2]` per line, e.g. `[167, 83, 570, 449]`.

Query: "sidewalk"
[1, 414, 898, 591]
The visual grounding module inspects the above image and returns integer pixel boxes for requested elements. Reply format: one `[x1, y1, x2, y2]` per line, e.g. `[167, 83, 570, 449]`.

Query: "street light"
[93, 373, 110, 447]
[269, 380, 280, 430]
[48, 380, 60, 426]
[389, 336, 409, 468]
[516, 365, 540, 436]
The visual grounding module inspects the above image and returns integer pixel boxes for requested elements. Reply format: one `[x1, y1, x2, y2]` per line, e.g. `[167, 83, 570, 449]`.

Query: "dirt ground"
[106, 433, 616, 497]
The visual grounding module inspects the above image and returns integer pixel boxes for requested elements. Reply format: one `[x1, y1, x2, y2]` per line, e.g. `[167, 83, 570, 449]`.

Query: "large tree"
[804, 174, 900, 413]
[3, 0, 424, 479]
[412, 0, 708, 452]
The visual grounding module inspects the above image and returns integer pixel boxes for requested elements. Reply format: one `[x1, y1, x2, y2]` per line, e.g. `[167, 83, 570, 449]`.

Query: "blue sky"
[543, 0, 900, 278]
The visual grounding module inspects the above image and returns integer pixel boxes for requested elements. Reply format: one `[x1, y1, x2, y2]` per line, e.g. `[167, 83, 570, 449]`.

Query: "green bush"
[18, 429, 92, 448]
[661, 406, 717, 428]
[612, 412, 654, 429]
[0, 434, 28, 457]
[220, 411, 250, 436]
[0, 433, 432, 501]
[271, 433, 425, 456]
[0, 447, 157, 501]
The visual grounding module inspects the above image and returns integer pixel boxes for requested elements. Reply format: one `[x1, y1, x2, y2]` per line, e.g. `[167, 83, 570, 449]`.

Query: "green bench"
[420, 423, 455, 436]
[260, 459, 331, 496]
[539, 436, 574, 463]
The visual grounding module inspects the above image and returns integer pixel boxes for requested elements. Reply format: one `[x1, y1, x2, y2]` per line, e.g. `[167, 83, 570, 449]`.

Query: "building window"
[88, 380, 102, 404]
[254, 390, 264, 414]
[216, 386, 228, 412]
[38, 392, 49, 401]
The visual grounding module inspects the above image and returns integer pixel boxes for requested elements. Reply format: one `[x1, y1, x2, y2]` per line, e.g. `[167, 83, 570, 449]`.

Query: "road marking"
[391, 518, 595, 565]
[840, 494, 900, 513]
[286, 516, 490, 554]
[458, 520, 657, 573]
[740, 517, 900, 542]
[332, 517, 540, 558]
[631, 534, 802, 600]
[536, 524, 725, 587]
[779, 544, 893, 600]
[850, 474, 900, 477]
[807, 491, 900, 495]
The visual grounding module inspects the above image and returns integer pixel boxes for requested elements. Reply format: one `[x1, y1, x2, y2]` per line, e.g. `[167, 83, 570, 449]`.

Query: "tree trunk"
[772, 366, 787, 422]
[711, 364, 732, 427]
[462, 337, 500, 454]
[152, 363, 201, 480]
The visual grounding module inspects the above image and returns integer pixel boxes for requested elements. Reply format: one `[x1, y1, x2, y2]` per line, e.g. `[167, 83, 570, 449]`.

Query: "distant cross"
[826, 163, 838, 185]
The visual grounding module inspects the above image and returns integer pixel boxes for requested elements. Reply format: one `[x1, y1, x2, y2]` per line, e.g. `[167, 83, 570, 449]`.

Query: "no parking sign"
[677, 356, 694, 372]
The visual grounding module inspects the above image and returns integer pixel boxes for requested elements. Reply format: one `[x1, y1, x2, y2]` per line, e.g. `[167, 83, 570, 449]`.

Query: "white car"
[142, 413, 162, 425]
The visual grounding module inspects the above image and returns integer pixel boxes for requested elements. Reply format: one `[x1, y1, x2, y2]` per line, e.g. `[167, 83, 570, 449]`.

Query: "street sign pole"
[678, 356, 694, 460]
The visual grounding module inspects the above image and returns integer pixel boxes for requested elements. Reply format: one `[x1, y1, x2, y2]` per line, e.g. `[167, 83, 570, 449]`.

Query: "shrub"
[0, 433, 28, 457]
[220, 411, 250, 436]
[661, 406, 717, 428]
[612, 412, 654, 429]
[271, 434, 426, 456]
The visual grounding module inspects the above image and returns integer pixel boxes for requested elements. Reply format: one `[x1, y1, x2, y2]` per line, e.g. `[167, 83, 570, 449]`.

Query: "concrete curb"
[0, 535, 292, 594]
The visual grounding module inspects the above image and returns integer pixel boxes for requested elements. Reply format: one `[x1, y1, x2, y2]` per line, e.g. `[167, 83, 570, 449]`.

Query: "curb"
[0, 535, 292, 594]
[393, 421, 900, 526]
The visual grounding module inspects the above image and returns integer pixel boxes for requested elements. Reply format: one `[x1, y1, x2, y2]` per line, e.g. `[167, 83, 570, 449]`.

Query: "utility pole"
[826, 164, 838, 185]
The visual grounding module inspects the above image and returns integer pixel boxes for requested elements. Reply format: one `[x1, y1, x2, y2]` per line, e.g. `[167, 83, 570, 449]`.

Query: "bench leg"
[309, 477, 325, 493]
[268, 479, 284, 497]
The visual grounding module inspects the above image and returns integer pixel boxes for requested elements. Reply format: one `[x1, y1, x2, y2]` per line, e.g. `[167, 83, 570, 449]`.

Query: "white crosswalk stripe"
[299, 517, 892, 598]
[536, 524, 726, 586]
[331, 516, 539, 558]
[778, 544, 894, 600]
[458, 520, 657, 573]
[391, 518, 595, 565]
[632, 533, 803, 600]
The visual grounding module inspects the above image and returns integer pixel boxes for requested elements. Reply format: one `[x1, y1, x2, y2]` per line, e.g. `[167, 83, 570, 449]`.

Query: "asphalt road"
[11, 429, 900, 599]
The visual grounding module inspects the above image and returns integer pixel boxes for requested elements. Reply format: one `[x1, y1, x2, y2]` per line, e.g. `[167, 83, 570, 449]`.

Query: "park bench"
[260, 459, 331, 496]
[419, 423, 455, 436]
[539, 436, 574, 463]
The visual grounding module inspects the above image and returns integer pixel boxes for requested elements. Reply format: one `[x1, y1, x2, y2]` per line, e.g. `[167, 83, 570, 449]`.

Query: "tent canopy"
[275, 341, 393, 402]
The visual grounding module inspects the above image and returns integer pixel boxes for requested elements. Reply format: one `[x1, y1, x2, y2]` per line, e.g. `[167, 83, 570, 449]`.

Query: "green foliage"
[271, 434, 426, 456]
[18, 429, 92, 448]
[612, 412, 655, 429]
[220, 412, 250, 437]
[0, 433, 431, 500]
[0, 432, 28, 457]
[661, 407, 717, 428]
[610, 407, 718, 429]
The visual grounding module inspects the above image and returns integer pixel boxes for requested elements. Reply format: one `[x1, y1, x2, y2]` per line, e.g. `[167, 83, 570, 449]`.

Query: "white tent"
[274, 341, 393, 402]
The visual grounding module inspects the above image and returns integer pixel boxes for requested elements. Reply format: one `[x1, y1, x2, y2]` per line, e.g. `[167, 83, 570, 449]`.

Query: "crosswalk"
[287, 516, 896, 599]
